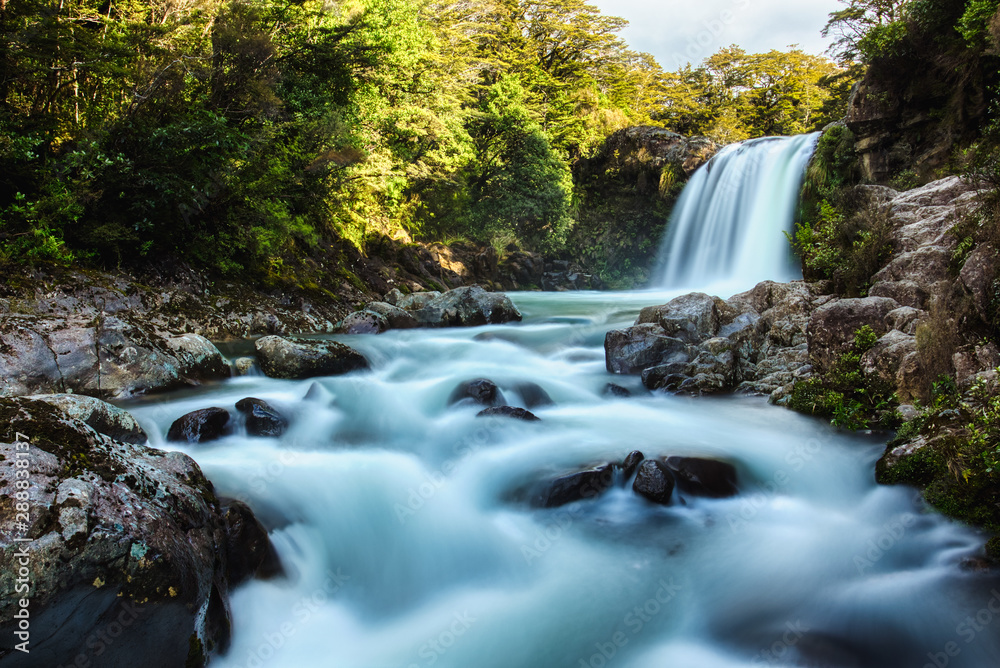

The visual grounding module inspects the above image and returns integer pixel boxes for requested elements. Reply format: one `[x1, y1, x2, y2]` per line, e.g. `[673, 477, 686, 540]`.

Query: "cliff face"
[569, 127, 719, 288]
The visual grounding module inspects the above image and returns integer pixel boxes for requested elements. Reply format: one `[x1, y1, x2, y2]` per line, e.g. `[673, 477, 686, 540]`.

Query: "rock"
[448, 379, 506, 408]
[27, 393, 147, 444]
[255, 336, 369, 380]
[167, 408, 232, 444]
[604, 383, 632, 398]
[632, 460, 676, 504]
[510, 382, 554, 409]
[165, 333, 231, 381]
[396, 291, 442, 311]
[383, 288, 405, 306]
[221, 500, 282, 586]
[665, 457, 738, 498]
[235, 398, 288, 438]
[338, 310, 389, 335]
[413, 286, 522, 327]
[605, 325, 694, 375]
[476, 406, 541, 421]
[960, 244, 997, 325]
[537, 464, 615, 508]
[0, 397, 251, 667]
[884, 307, 922, 336]
[233, 357, 257, 376]
[636, 292, 721, 343]
[619, 451, 645, 479]
[365, 301, 419, 329]
[860, 330, 920, 402]
[898, 404, 920, 422]
[807, 297, 899, 371]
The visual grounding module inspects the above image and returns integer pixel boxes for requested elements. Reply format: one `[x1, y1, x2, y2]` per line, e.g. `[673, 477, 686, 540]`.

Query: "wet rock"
[27, 393, 147, 444]
[632, 460, 676, 504]
[235, 398, 288, 438]
[665, 457, 738, 498]
[167, 407, 232, 444]
[448, 379, 506, 408]
[510, 382, 554, 408]
[605, 325, 694, 375]
[255, 336, 369, 380]
[619, 450, 645, 479]
[537, 464, 615, 508]
[233, 356, 257, 376]
[338, 310, 389, 335]
[413, 286, 522, 327]
[221, 500, 283, 586]
[0, 397, 246, 667]
[395, 291, 442, 311]
[477, 406, 541, 421]
[604, 383, 632, 398]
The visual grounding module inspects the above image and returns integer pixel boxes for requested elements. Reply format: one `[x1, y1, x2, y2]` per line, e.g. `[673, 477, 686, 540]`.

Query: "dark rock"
[619, 450, 645, 479]
[807, 297, 899, 372]
[396, 291, 442, 311]
[511, 382, 554, 408]
[476, 406, 541, 421]
[167, 408, 231, 444]
[365, 301, 420, 329]
[338, 310, 389, 335]
[537, 464, 615, 508]
[665, 456, 738, 498]
[633, 460, 676, 504]
[235, 398, 288, 438]
[604, 383, 632, 398]
[0, 397, 241, 667]
[255, 336, 369, 380]
[605, 325, 694, 375]
[221, 500, 283, 586]
[448, 379, 506, 408]
[27, 393, 147, 444]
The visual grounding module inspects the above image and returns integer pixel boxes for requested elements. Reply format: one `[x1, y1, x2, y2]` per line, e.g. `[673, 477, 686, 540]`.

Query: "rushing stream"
[125, 289, 1000, 668]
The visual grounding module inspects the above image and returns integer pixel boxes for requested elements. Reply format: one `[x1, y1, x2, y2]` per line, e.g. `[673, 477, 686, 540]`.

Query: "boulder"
[167, 407, 232, 444]
[604, 383, 632, 398]
[632, 460, 676, 504]
[413, 286, 522, 327]
[476, 406, 541, 421]
[338, 310, 389, 335]
[365, 301, 420, 329]
[807, 297, 899, 371]
[255, 336, 369, 380]
[395, 291, 442, 311]
[605, 325, 694, 375]
[235, 398, 288, 438]
[27, 393, 147, 444]
[636, 292, 721, 343]
[536, 464, 615, 508]
[665, 457, 738, 498]
[221, 500, 283, 586]
[233, 357, 257, 376]
[448, 379, 506, 408]
[0, 397, 255, 667]
[860, 330, 919, 401]
[619, 451, 645, 479]
[960, 244, 997, 325]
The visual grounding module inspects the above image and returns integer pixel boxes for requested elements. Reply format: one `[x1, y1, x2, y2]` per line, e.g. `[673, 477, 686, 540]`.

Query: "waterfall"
[655, 133, 820, 290]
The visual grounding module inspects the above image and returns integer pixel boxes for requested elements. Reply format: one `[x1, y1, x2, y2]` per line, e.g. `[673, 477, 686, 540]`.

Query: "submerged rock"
[619, 450, 645, 479]
[603, 383, 632, 398]
[448, 379, 506, 408]
[0, 397, 270, 667]
[633, 460, 676, 504]
[221, 500, 283, 585]
[167, 407, 232, 443]
[536, 464, 615, 508]
[477, 406, 541, 421]
[510, 382, 554, 409]
[665, 456, 738, 498]
[255, 336, 369, 380]
[235, 398, 288, 438]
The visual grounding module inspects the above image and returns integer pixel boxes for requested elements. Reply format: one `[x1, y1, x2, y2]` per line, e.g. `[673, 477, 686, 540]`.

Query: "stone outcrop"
[0, 397, 276, 667]
[340, 286, 522, 334]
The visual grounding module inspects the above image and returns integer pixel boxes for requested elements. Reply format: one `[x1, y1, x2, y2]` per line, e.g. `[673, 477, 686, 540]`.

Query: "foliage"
[789, 325, 900, 430]
[822, 0, 911, 62]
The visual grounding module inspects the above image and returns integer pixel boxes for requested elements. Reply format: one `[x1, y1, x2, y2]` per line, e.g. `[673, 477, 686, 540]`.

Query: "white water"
[655, 133, 820, 290]
[125, 289, 1000, 668]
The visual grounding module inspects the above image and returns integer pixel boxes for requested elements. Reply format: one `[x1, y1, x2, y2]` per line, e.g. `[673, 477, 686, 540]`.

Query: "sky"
[590, 0, 844, 70]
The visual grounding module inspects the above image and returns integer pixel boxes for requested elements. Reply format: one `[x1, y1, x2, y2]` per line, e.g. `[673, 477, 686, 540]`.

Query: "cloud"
[590, 0, 842, 69]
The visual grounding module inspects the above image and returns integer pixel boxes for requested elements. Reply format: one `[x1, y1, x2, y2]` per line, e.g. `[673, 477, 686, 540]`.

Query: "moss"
[185, 634, 206, 668]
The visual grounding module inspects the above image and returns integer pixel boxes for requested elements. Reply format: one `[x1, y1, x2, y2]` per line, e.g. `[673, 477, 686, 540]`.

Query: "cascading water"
[124, 290, 1000, 668]
[655, 133, 820, 291]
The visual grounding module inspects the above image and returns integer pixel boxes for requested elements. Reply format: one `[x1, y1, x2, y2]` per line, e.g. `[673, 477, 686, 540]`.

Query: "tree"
[822, 0, 910, 62]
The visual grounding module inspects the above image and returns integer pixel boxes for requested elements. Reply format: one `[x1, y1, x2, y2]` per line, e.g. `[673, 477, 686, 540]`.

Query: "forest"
[0, 0, 853, 283]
